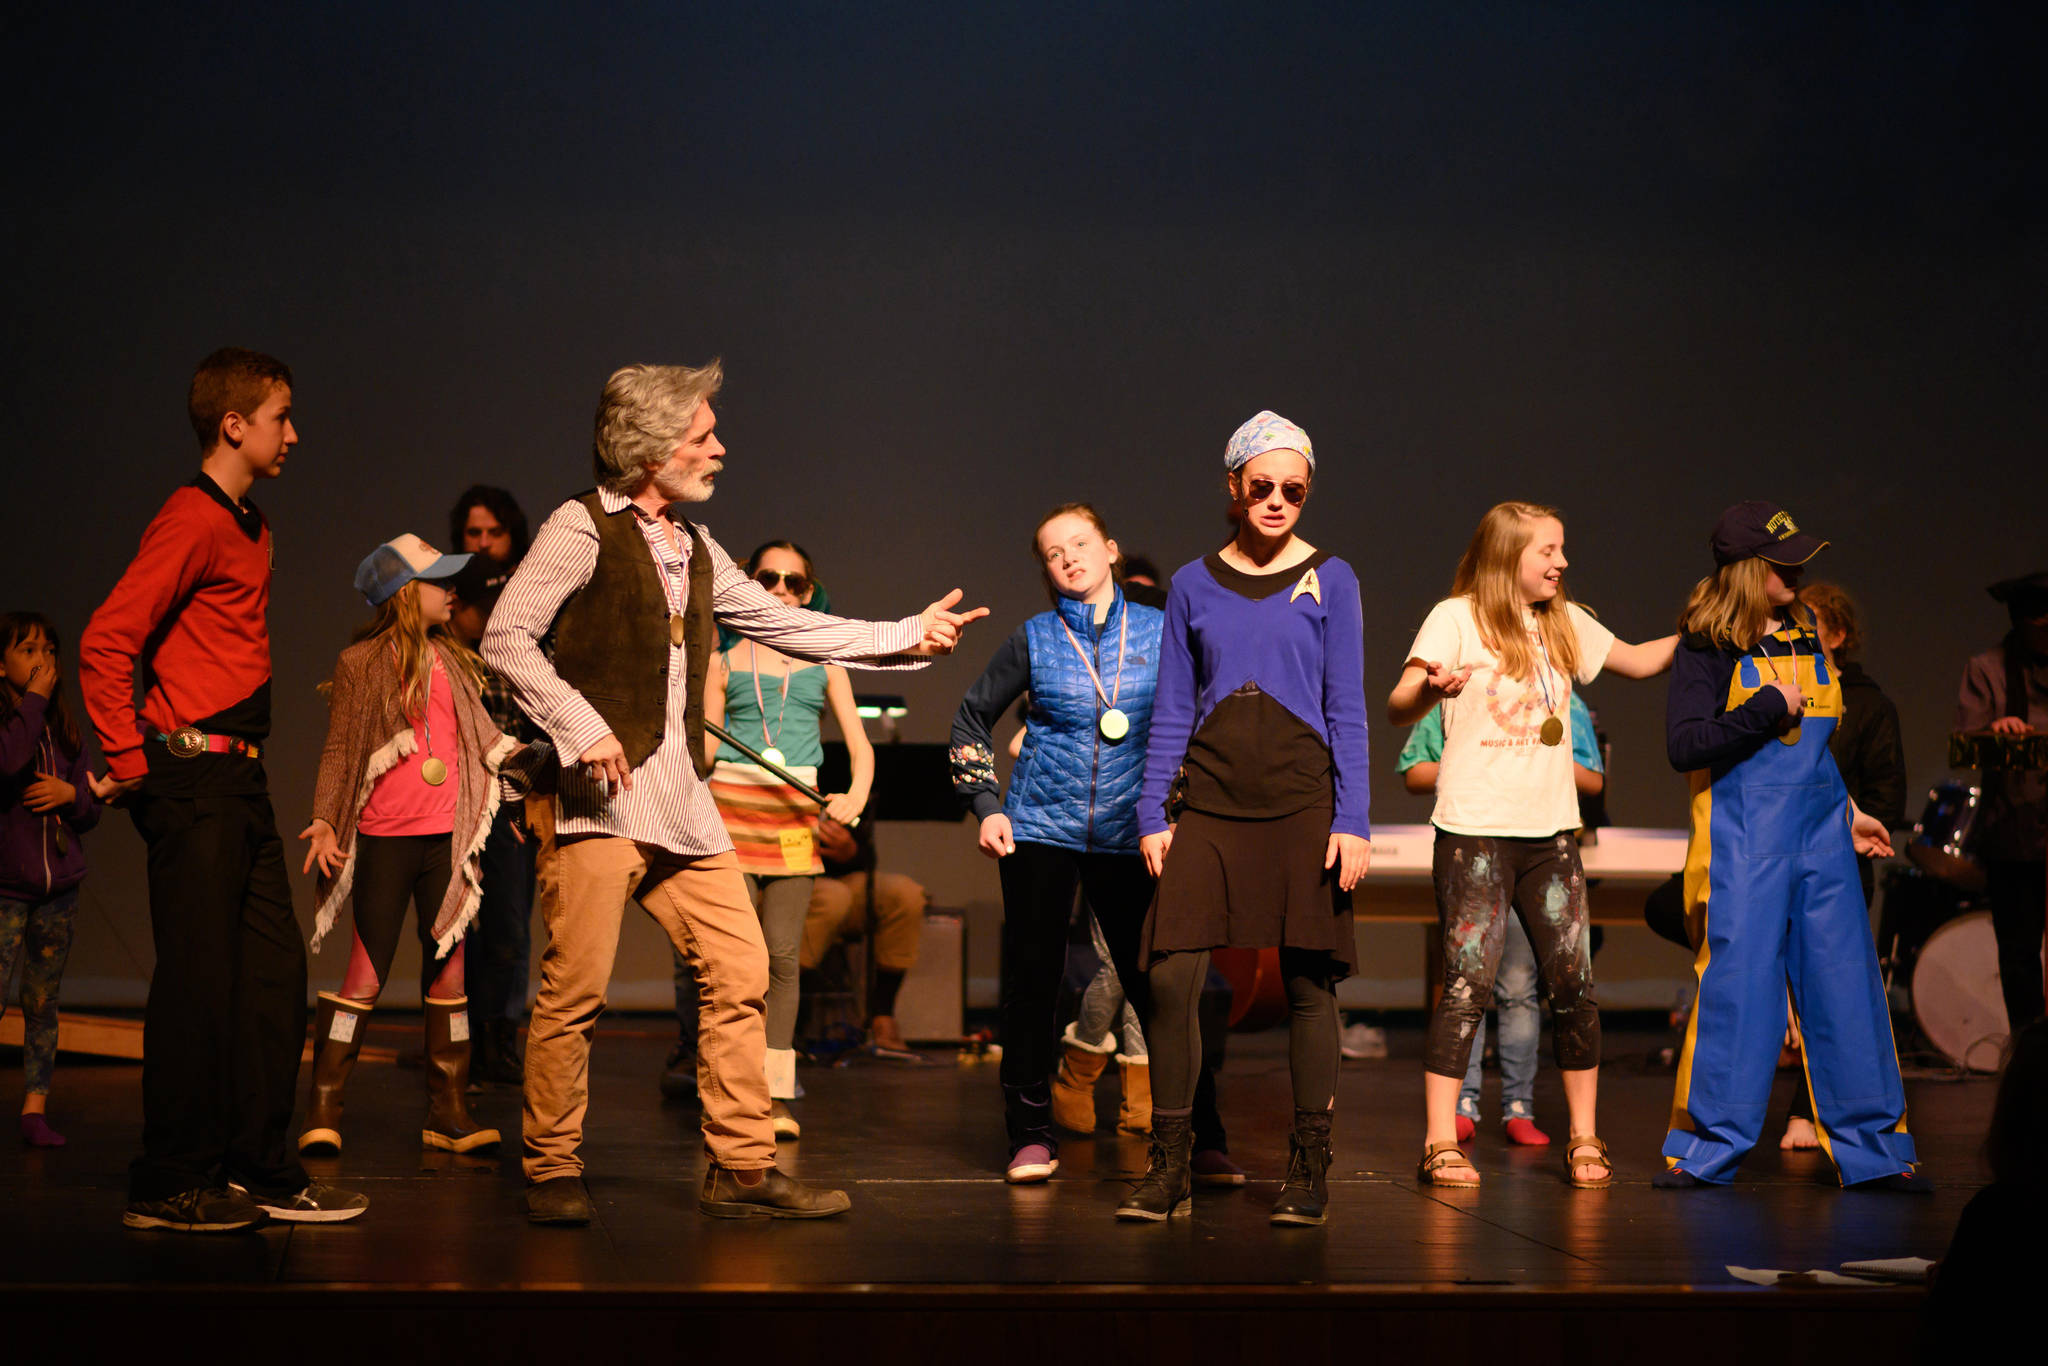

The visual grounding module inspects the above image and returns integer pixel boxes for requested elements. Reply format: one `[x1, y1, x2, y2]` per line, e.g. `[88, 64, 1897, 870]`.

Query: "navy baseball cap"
[354, 534, 473, 607]
[1709, 501, 1829, 568]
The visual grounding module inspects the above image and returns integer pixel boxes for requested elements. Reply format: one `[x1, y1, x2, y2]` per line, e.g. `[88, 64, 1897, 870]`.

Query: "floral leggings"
[1, 890, 79, 1096]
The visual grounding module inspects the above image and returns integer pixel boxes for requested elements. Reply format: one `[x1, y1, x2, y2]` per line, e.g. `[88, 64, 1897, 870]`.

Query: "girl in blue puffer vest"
[951, 504, 1235, 1185]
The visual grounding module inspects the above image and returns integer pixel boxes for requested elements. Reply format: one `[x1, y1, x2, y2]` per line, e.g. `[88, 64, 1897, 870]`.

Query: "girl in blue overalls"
[1659, 501, 1923, 1190]
[951, 503, 1234, 1186]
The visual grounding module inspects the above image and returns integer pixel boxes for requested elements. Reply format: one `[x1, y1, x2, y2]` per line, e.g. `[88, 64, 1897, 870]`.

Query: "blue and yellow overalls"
[1663, 611, 1915, 1185]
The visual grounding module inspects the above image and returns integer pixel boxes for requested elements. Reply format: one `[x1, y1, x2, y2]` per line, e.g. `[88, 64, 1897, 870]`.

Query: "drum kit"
[1885, 730, 2045, 1070]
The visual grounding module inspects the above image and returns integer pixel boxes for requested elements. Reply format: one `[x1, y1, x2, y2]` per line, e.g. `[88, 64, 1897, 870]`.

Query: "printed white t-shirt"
[1403, 596, 1615, 837]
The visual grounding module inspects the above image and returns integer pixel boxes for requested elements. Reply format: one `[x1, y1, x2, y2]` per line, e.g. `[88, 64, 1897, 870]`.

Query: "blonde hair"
[347, 582, 488, 720]
[1450, 501, 1580, 682]
[1678, 557, 1774, 653]
[592, 360, 725, 495]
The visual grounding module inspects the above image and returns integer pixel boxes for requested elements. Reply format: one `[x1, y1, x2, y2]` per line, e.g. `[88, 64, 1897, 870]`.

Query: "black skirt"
[1140, 802, 1357, 978]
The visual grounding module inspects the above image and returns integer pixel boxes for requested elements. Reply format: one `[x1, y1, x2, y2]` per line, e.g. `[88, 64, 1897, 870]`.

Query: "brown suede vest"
[547, 490, 716, 776]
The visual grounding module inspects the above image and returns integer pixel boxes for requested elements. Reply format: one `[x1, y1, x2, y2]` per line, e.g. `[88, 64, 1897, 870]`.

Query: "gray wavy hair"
[592, 360, 724, 494]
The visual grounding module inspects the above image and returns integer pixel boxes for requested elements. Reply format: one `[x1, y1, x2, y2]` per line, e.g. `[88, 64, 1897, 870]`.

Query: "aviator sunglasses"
[753, 568, 813, 596]
[1243, 477, 1309, 507]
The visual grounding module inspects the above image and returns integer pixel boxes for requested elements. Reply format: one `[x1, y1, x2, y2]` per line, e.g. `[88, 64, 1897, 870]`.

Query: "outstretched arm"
[707, 537, 986, 667]
[1605, 634, 1679, 679]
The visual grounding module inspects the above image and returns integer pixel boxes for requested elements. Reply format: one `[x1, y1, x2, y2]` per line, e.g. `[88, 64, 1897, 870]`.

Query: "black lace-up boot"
[1269, 1108, 1333, 1226]
[1114, 1110, 1192, 1222]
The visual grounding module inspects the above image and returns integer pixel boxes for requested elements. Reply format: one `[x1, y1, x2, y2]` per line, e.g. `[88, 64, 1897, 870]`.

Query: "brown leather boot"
[300, 992, 371, 1154]
[422, 997, 501, 1153]
[1116, 1055, 1153, 1135]
[1051, 1031, 1112, 1134]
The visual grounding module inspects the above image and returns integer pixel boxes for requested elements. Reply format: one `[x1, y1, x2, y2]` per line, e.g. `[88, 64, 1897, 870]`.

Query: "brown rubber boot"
[1116, 1055, 1153, 1135]
[300, 992, 371, 1155]
[422, 997, 501, 1153]
[1051, 1031, 1112, 1134]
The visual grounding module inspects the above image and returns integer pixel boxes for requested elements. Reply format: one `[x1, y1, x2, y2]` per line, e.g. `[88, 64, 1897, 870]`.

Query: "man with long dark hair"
[445, 484, 537, 1084]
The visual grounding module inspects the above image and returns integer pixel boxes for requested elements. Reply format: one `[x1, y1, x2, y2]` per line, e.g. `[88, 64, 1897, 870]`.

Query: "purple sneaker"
[21, 1113, 65, 1147]
[1005, 1143, 1058, 1184]
[1190, 1147, 1245, 1186]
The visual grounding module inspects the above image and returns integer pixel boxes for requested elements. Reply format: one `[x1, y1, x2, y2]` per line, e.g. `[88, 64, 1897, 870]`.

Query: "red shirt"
[81, 477, 272, 788]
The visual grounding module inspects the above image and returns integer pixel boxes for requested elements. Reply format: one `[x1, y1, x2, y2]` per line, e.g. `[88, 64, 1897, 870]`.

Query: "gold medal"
[761, 747, 786, 768]
[1539, 715, 1564, 747]
[669, 614, 686, 648]
[1100, 707, 1130, 741]
[420, 756, 449, 786]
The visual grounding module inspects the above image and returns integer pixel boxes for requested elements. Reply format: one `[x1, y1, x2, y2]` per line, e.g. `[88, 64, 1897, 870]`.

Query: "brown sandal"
[1563, 1134, 1612, 1189]
[1418, 1142, 1481, 1187]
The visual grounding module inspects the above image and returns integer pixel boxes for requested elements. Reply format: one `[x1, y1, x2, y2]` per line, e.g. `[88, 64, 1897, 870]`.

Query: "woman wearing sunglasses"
[697, 540, 873, 1138]
[951, 504, 1239, 1187]
[1122, 412, 1372, 1227]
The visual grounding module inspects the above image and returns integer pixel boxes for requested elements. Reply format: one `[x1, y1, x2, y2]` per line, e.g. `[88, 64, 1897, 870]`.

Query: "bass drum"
[1904, 781, 1986, 893]
[1911, 912, 2013, 1073]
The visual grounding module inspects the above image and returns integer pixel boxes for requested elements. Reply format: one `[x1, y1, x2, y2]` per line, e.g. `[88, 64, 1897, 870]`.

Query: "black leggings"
[997, 841, 1225, 1151]
[351, 833, 452, 997]
[1148, 947, 1338, 1113]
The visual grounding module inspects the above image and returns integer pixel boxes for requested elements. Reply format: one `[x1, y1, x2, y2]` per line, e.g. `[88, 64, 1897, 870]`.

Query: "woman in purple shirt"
[1118, 412, 1373, 1227]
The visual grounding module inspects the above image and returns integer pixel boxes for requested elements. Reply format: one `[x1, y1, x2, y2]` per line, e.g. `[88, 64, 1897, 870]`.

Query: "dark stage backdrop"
[6, 3, 2042, 1000]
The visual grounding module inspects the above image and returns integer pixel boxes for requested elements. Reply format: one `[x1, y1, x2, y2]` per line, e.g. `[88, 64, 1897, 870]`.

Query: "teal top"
[718, 654, 830, 767]
[1396, 694, 1603, 773]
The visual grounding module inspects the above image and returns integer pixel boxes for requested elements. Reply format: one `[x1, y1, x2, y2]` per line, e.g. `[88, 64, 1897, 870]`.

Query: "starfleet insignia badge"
[1291, 567, 1321, 605]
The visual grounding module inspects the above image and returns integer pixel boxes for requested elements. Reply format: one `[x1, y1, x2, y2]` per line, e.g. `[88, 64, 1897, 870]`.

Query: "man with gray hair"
[484, 359, 986, 1223]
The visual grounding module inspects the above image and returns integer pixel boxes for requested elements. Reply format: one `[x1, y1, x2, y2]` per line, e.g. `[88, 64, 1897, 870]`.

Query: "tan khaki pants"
[799, 871, 928, 974]
[523, 796, 774, 1182]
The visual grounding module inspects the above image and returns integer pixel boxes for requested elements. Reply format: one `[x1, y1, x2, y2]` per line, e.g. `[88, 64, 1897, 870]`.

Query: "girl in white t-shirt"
[1388, 501, 1676, 1189]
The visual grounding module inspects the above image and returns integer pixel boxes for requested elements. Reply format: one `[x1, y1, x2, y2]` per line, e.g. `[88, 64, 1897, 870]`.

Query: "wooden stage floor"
[0, 1020, 1985, 1362]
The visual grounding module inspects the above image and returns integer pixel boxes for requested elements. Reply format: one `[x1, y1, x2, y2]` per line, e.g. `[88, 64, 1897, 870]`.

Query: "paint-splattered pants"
[0, 890, 78, 1096]
[1424, 831, 1599, 1079]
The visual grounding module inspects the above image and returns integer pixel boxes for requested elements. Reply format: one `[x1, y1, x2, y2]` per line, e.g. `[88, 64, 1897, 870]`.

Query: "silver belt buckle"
[165, 727, 208, 759]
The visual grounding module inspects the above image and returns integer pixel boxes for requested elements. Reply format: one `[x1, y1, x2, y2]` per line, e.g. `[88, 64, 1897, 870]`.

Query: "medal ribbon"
[631, 508, 689, 629]
[1529, 622, 1562, 721]
[1058, 601, 1128, 716]
[748, 642, 792, 758]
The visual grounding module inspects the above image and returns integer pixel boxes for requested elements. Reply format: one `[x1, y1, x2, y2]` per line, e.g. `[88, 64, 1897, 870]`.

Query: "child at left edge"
[0, 612, 104, 1146]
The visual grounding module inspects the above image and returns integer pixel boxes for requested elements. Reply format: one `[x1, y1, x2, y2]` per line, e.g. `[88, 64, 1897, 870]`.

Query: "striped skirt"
[707, 760, 824, 877]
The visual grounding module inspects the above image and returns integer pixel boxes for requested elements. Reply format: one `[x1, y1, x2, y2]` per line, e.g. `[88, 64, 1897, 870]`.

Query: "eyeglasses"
[1243, 477, 1309, 507]
[753, 569, 812, 596]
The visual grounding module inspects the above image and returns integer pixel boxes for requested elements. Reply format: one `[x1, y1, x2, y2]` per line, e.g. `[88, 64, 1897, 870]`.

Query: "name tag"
[779, 827, 815, 872]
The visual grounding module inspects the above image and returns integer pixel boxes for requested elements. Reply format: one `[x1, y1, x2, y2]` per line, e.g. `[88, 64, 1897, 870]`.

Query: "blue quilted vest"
[1004, 587, 1163, 854]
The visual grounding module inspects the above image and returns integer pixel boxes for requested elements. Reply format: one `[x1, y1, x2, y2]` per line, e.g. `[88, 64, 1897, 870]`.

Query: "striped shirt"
[483, 488, 926, 858]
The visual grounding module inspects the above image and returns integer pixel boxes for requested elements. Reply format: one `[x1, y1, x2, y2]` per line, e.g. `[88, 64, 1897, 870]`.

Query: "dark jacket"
[1831, 661, 1906, 829]
[0, 692, 101, 901]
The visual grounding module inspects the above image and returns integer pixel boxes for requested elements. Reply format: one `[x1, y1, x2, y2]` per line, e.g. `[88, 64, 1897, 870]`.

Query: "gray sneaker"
[233, 1182, 369, 1223]
[123, 1187, 267, 1233]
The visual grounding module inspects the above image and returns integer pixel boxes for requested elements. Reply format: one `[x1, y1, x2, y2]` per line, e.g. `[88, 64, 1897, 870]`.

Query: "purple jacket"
[1, 692, 100, 901]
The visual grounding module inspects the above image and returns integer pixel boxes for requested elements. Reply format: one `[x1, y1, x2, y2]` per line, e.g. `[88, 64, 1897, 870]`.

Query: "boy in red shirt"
[81, 349, 366, 1231]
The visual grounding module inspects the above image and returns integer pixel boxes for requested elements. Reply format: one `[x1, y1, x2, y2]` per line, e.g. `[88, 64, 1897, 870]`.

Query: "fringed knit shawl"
[308, 637, 522, 958]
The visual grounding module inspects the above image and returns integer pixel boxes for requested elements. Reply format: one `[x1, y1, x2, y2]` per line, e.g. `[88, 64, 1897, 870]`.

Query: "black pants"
[1148, 947, 1338, 1113]
[352, 833, 454, 993]
[1988, 859, 2047, 1032]
[465, 805, 534, 1024]
[997, 841, 1224, 1153]
[129, 793, 308, 1202]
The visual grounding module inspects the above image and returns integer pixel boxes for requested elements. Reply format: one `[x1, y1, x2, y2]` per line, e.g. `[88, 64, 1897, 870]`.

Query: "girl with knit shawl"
[297, 535, 523, 1157]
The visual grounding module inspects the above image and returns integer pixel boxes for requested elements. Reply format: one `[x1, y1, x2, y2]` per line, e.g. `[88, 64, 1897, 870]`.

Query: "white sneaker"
[1340, 1022, 1387, 1060]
